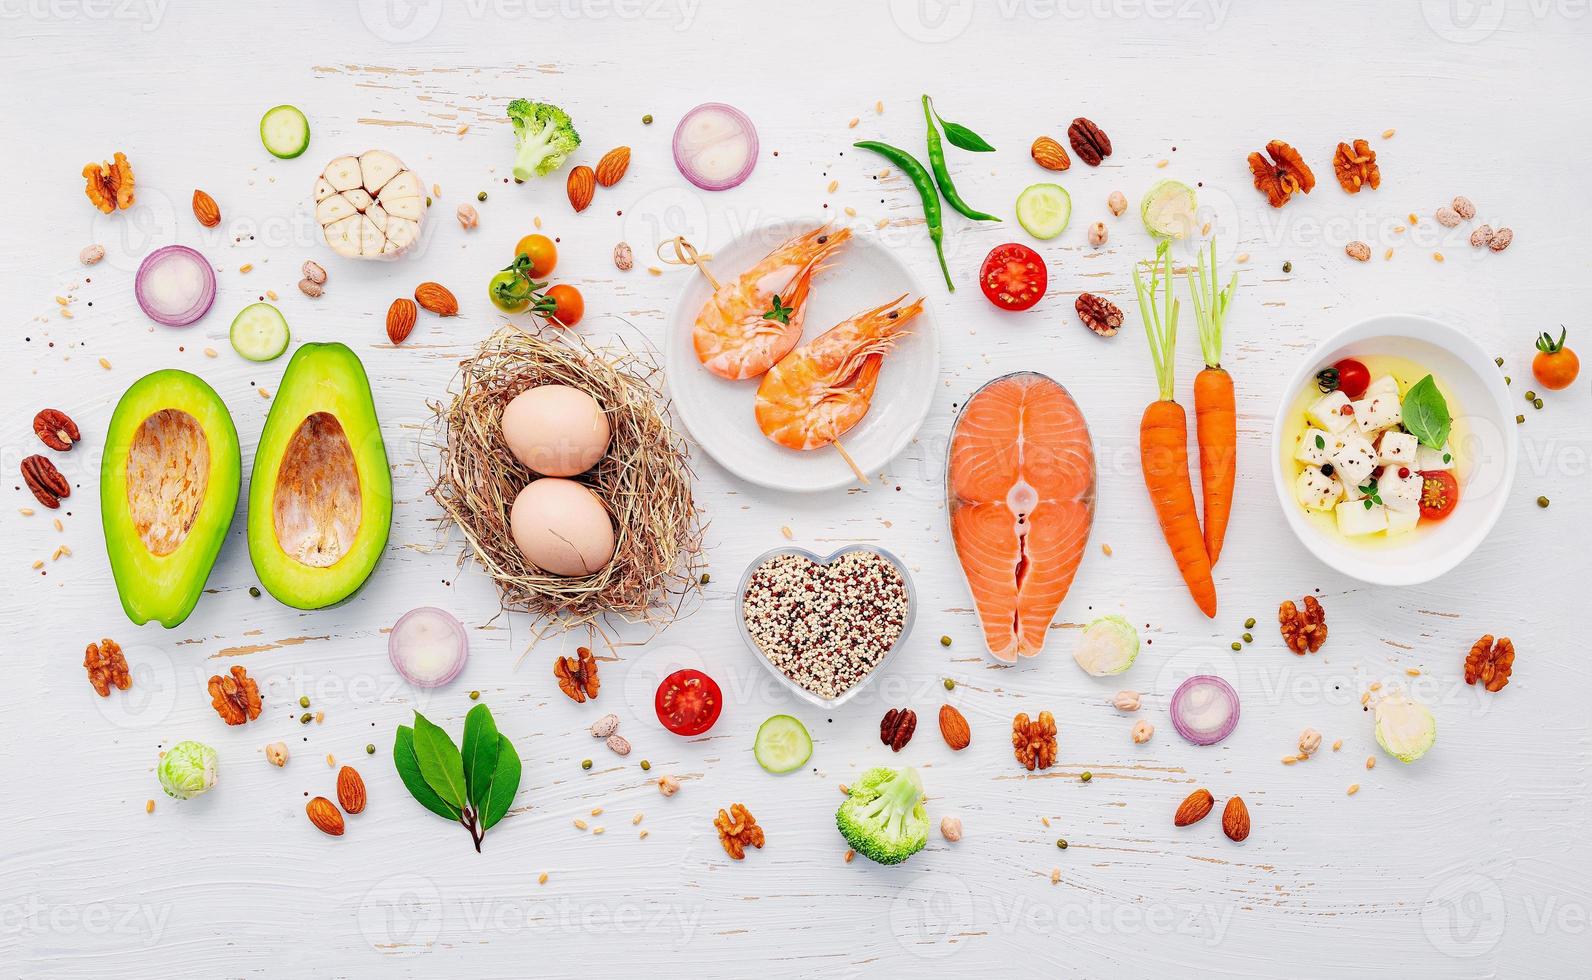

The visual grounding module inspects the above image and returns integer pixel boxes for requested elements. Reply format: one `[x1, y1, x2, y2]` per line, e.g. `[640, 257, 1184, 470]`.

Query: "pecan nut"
[713, 803, 765, 860]
[1331, 139, 1380, 194]
[1012, 710, 1057, 771]
[1075, 293, 1124, 337]
[21, 454, 71, 509]
[880, 707, 917, 752]
[1464, 634, 1514, 692]
[33, 409, 80, 452]
[938, 704, 971, 750]
[208, 665, 262, 725]
[1279, 595, 1328, 654]
[1067, 117, 1112, 167]
[84, 638, 130, 697]
[553, 646, 600, 702]
[1247, 139, 1315, 208]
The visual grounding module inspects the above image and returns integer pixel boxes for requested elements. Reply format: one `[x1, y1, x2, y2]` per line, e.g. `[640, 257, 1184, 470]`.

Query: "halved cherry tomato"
[1333, 358, 1371, 399]
[1418, 470, 1459, 521]
[978, 243, 1047, 312]
[513, 234, 558, 278]
[655, 669, 722, 736]
[545, 284, 584, 327]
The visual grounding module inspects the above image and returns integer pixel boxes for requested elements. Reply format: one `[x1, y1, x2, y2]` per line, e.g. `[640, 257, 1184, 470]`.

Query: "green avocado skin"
[246, 342, 392, 610]
[101, 370, 241, 629]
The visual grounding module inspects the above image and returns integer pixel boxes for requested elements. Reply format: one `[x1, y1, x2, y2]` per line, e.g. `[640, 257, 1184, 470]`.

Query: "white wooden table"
[4, 2, 1589, 976]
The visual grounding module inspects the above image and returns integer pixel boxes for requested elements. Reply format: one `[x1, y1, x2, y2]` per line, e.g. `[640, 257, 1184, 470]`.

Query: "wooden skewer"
[832, 439, 869, 485]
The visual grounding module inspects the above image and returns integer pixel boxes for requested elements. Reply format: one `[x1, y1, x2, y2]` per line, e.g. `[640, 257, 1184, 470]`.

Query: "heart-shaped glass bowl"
[735, 545, 917, 711]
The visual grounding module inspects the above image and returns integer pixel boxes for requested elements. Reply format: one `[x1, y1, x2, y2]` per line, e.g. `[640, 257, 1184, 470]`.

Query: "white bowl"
[735, 546, 916, 711]
[663, 218, 939, 492]
[1269, 313, 1517, 586]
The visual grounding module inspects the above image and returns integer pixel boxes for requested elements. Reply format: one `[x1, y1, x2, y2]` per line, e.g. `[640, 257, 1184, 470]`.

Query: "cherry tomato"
[488, 270, 532, 313]
[1532, 327, 1580, 391]
[1332, 358, 1371, 399]
[513, 234, 558, 278]
[655, 669, 723, 736]
[545, 284, 584, 327]
[1418, 470, 1460, 522]
[978, 243, 1047, 312]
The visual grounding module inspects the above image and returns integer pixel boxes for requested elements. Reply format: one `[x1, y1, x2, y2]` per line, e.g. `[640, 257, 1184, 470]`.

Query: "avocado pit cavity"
[272, 412, 362, 568]
[126, 408, 210, 557]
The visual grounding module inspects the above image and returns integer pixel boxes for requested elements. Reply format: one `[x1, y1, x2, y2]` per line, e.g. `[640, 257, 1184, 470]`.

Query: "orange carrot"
[1134, 241, 1217, 618]
[1188, 239, 1239, 567]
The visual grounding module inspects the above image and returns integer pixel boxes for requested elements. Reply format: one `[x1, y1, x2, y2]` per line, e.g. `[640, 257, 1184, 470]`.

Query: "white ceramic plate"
[735, 546, 917, 711]
[1269, 313, 1517, 585]
[663, 219, 940, 492]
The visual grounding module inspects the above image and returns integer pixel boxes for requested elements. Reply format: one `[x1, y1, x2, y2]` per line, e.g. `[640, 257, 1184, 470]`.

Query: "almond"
[336, 765, 367, 814]
[413, 281, 459, 317]
[386, 298, 417, 345]
[191, 189, 221, 228]
[1222, 795, 1251, 842]
[938, 704, 972, 751]
[306, 796, 345, 836]
[1030, 136, 1071, 172]
[567, 165, 596, 212]
[594, 146, 631, 188]
[1173, 788, 1214, 827]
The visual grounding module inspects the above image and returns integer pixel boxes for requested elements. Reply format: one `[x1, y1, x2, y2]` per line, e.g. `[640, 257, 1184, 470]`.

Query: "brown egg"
[500, 385, 611, 477]
[509, 478, 616, 576]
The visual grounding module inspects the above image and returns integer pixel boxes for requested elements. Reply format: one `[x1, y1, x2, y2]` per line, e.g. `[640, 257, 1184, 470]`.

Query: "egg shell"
[501, 385, 612, 477]
[509, 478, 617, 577]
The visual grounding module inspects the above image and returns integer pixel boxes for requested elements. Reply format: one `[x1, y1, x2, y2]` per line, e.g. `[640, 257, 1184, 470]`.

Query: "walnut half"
[1012, 711, 1058, 771]
[1464, 635, 1514, 692]
[714, 803, 765, 860]
[208, 665, 262, 725]
[84, 638, 130, 697]
[1279, 596, 1328, 654]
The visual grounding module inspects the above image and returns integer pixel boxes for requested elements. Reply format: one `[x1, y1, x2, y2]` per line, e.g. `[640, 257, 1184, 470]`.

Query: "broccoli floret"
[836, 766, 928, 865]
[507, 99, 581, 180]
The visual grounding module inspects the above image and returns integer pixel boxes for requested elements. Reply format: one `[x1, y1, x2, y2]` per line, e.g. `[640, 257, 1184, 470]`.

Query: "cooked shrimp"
[693, 225, 851, 380]
[755, 295, 925, 451]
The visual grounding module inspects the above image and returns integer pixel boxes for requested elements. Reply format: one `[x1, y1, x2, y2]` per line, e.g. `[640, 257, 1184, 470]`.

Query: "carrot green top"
[1132, 239, 1181, 402]
[1186, 238, 1238, 370]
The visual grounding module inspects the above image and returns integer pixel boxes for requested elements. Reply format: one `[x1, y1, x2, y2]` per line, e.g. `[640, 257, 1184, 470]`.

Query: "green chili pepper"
[853, 139, 954, 291]
[921, 96, 999, 224]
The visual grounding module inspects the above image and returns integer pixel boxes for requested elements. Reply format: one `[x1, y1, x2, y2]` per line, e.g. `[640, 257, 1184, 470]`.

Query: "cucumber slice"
[754, 714, 812, 774]
[230, 303, 290, 362]
[260, 105, 310, 160]
[1141, 179, 1198, 239]
[1015, 183, 1072, 240]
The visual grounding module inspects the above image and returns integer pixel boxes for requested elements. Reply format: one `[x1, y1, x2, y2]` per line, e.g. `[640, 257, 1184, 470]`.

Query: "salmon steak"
[947, 372, 1095, 661]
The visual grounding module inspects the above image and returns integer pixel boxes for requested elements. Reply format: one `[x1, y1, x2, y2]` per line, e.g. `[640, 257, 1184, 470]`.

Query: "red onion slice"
[389, 607, 468, 688]
[673, 103, 759, 191]
[1170, 674, 1240, 745]
[134, 245, 216, 326]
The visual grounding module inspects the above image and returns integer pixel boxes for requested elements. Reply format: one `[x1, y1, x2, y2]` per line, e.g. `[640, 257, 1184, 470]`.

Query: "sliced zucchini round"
[753, 714, 813, 774]
[1015, 183, 1072, 240]
[230, 303, 290, 362]
[260, 105, 311, 160]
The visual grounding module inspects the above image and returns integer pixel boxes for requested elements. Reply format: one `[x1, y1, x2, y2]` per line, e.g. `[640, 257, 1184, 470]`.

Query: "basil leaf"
[1314, 434, 1325, 450]
[461, 704, 501, 815]
[928, 98, 995, 152]
[480, 734, 522, 833]
[411, 711, 467, 810]
[393, 726, 461, 821]
[1401, 375, 1451, 449]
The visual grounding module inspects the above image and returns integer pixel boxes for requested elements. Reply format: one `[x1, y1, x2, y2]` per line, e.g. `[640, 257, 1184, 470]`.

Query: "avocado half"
[102, 370, 242, 628]
[247, 342, 391, 608]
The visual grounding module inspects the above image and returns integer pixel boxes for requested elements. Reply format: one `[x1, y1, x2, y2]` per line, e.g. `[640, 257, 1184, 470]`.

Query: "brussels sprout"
[1373, 693, 1436, 763]
[158, 740, 218, 799]
[1073, 614, 1140, 676]
[1140, 179, 1198, 240]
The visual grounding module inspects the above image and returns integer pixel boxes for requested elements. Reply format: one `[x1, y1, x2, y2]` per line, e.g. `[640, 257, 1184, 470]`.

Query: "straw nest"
[428, 323, 703, 634]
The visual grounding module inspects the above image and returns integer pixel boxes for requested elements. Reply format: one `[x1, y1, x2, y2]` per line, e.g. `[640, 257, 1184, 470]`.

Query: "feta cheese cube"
[1336, 499, 1389, 536]
[1364, 374, 1399, 400]
[1342, 476, 1368, 501]
[1295, 427, 1340, 466]
[1329, 434, 1378, 488]
[1416, 442, 1455, 471]
[1353, 387, 1402, 435]
[1296, 467, 1344, 511]
[1386, 507, 1420, 534]
[1308, 391, 1354, 433]
[1381, 469, 1423, 512]
[1376, 430, 1419, 466]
